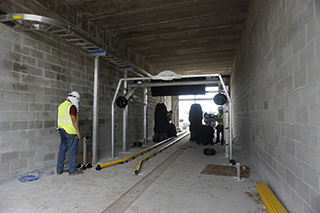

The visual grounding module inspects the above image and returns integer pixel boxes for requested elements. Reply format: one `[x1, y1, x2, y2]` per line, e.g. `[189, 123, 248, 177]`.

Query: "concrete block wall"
[232, 1, 320, 212]
[0, 1, 159, 183]
[0, 22, 93, 182]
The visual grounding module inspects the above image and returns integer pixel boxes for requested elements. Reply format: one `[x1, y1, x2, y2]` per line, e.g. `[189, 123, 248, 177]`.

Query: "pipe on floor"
[134, 132, 189, 175]
[96, 135, 180, 170]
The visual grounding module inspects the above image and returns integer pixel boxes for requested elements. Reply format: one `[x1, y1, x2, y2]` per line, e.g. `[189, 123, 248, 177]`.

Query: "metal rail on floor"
[95, 131, 187, 170]
[134, 132, 189, 175]
[255, 181, 288, 213]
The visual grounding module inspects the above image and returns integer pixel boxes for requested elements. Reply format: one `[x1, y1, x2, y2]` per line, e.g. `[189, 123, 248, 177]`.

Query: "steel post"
[143, 88, 148, 143]
[111, 79, 124, 158]
[218, 74, 233, 161]
[123, 71, 128, 152]
[92, 56, 99, 163]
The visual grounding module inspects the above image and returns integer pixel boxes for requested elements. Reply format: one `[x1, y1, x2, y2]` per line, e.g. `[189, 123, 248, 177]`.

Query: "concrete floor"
[0, 135, 268, 213]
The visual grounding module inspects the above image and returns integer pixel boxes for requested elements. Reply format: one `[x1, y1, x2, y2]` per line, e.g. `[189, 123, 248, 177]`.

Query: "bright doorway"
[178, 86, 219, 129]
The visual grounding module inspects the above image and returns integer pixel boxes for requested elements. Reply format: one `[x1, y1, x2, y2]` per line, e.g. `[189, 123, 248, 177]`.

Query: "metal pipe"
[173, 99, 179, 125]
[229, 103, 233, 160]
[134, 131, 189, 175]
[235, 162, 241, 181]
[111, 79, 124, 158]
[179, 98, 216, 101]
[217, 74, 233, 161]
[130, 80, 219, 88]
[96, 134, 179, 170]
[123, 71, 128, 152]
[181, 74, 220, 78]
[92, 56, 99, 163]
[143, 88, 148, 144]
[136, 67, 153, 77]
[118, 73, 222, 85]
[83, 137, 87, 165]
[111, 104, 115, 159]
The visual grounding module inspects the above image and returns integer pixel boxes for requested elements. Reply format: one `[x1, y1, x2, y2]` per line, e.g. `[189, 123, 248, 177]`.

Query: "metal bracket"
[125, 87, 138, 100]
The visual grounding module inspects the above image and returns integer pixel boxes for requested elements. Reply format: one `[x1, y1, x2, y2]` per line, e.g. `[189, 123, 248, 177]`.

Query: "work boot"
[69, 170, 83, 176]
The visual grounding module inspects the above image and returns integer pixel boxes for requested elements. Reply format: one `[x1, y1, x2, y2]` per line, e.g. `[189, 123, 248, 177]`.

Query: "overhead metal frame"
[0, 13, 153, 164]
[1, 14, 104, 51]
[111, 73, 234, 163]
[0, 13, 152, 76]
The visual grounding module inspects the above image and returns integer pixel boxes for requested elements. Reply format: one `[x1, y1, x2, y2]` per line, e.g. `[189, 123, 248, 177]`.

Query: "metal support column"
[89, 50, 105, 164]
[143, 88, 148, 144]
[218, 75, 233, 162]
[92, 56, 99, 164]
[111, 76, 151, 158]
[111, 80, 124, 159]
[173, 99, 179, 125]
[123, 71, 128, 152]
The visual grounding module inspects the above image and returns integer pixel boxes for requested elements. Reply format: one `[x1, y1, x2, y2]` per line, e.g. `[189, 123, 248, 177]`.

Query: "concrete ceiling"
[63, 0, 250, 76]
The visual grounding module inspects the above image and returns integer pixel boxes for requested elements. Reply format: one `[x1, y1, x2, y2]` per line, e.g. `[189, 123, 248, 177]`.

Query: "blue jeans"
[57, 129, 79, 173]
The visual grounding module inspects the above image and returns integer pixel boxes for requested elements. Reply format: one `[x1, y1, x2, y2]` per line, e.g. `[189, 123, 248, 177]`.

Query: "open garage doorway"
[178, 86, 219, 130]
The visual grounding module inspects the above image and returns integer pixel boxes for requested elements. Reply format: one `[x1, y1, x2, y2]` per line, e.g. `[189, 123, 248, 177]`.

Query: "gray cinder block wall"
[232, 1, 320, 212]
[0, 1, 159, 183]
[0, 22, 95, 182]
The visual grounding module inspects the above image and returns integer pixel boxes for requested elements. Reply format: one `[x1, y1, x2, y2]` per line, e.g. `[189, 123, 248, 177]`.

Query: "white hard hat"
[68, 91, 80, 100]
[218, 106, 223, 111]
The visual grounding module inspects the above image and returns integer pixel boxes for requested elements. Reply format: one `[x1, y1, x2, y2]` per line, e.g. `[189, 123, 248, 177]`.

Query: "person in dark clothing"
[189, 104, 203, 142]
[167, 110, 177, 138]
[153, 103, 176, 142]
[189, 104, 213, 145]
[216, 106, 224, 145]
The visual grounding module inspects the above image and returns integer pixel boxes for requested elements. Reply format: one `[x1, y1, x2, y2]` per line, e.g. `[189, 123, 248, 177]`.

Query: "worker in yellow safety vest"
[56, 91, 83, 176]
[216, 106, 224, 145]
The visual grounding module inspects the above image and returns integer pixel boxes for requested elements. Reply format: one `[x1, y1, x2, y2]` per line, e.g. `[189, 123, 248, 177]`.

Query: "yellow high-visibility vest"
[217, 113, 224, 126]
[57, 100, 78, 134]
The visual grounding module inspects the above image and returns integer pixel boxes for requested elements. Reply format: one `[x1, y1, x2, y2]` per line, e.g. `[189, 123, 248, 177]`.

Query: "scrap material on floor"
[201, 164, 251, 178]
[0, 136, 270, 213]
